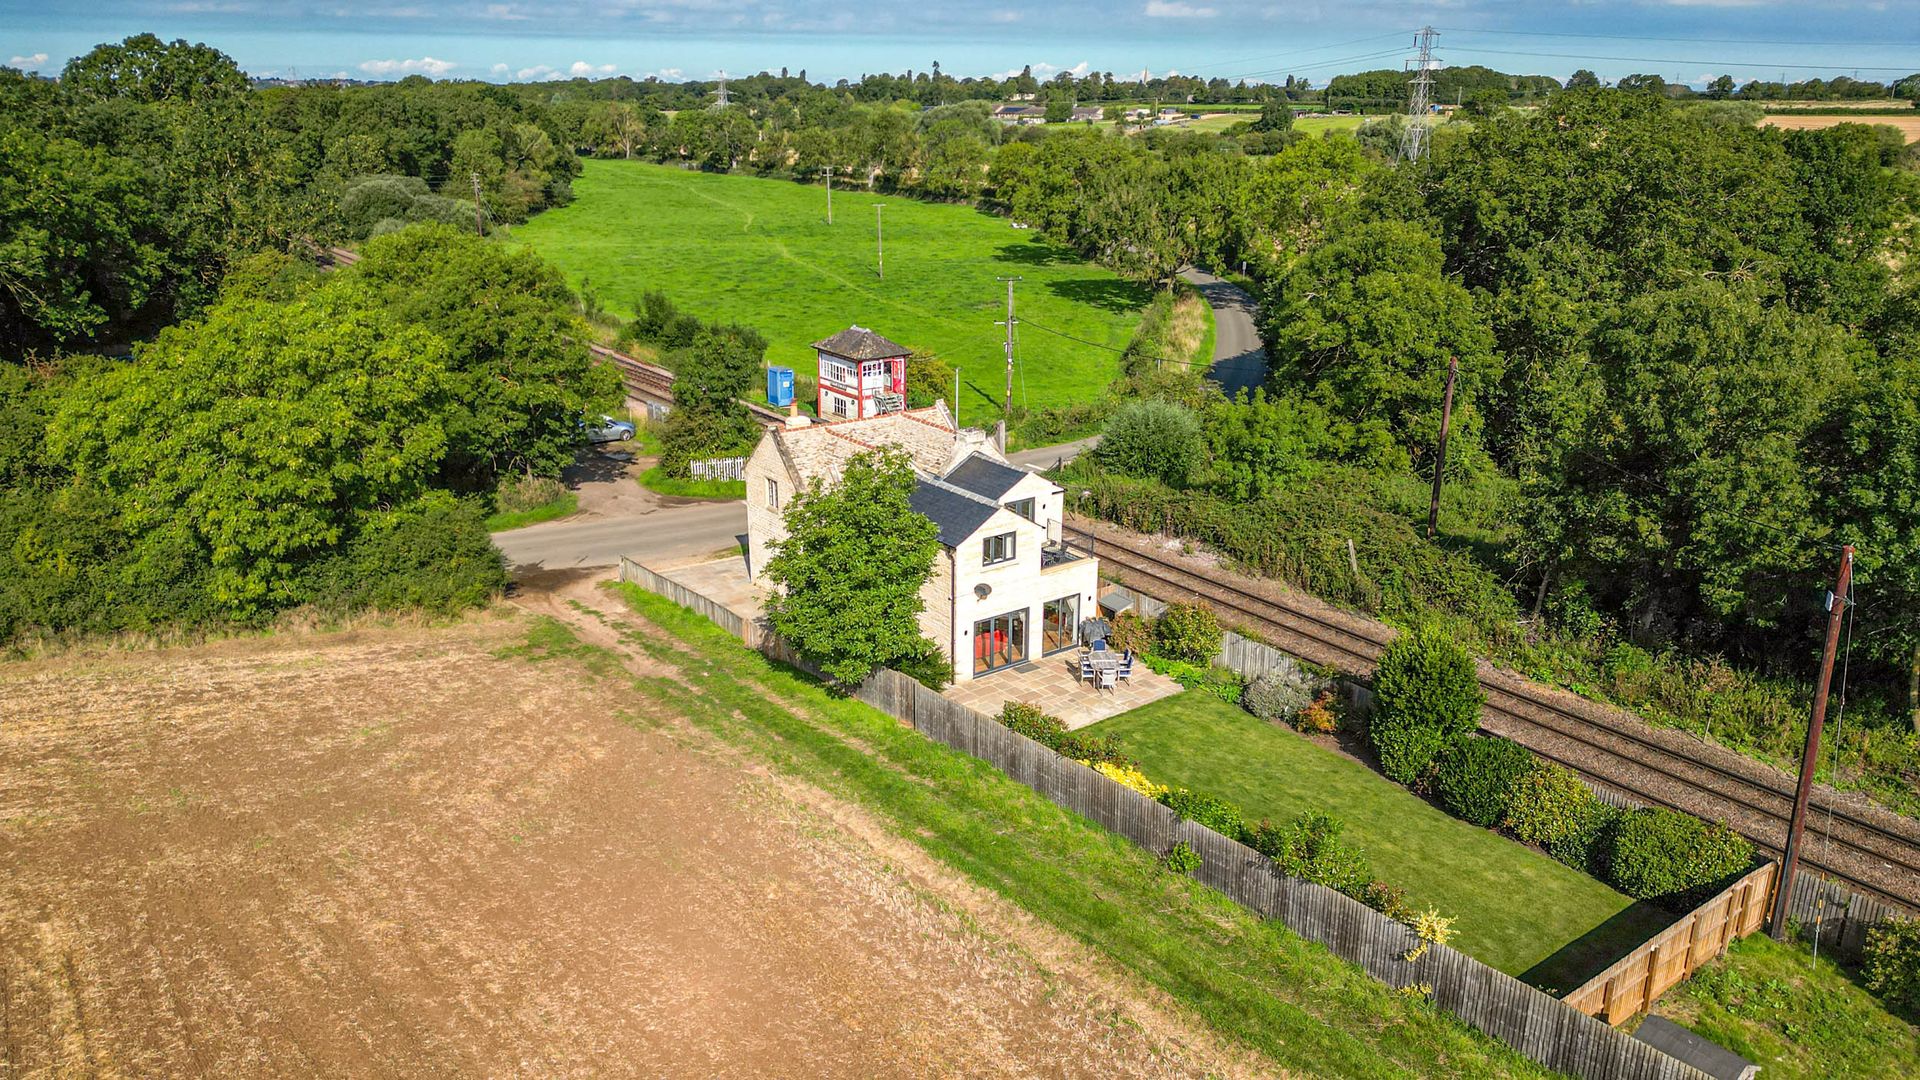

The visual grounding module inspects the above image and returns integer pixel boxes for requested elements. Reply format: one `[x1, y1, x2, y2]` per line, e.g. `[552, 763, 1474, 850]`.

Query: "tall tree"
[764, 450, 941, 684]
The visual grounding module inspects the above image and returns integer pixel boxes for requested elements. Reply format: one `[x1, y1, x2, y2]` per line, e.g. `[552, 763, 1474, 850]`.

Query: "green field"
[1083, 694, 1674, 990]
[515, 160, 1148, 422]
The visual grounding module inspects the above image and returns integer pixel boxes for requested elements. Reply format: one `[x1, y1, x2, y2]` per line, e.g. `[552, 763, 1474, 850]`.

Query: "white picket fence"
[689, 456, 747, 481]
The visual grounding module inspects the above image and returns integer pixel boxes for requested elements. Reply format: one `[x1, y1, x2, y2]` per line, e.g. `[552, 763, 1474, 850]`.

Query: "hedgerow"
[1432, 736, 1534, 827]
[1862, 917, 1920, 1022]
[1604, 807, 1754, 905]
[1504, 761, 1599, 848]
[1152, 601, 1223, 663]
[1160, 788, 1246, 839]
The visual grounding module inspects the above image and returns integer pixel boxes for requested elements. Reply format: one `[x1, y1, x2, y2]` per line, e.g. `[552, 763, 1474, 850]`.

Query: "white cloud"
[991, 60, 1092, 81]
[647, 67, 684, 80]
[569, 60, 617, 77]
[9, 52, 48, 69]
[358, 56, 457, 77]
[491, 62, 510, 76]
[516, 64, 562, 80]
[1144, 0, 1217, 15]
[480, 2, 531, 18]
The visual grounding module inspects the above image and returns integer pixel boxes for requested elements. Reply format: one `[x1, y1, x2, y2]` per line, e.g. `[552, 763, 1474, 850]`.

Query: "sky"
[2, 1, 1916, 89]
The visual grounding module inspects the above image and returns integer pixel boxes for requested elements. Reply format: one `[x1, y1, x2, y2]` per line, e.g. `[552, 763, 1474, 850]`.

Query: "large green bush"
[1504, 761, 1600, 848]
[1547, 800, 1622, 874]
[1368, 625, 1485, 783]
[1244, 811, 1372, 898]
[1094, 399, 1204, 486]
[1862, 917, 1920, 1022]
[1159, 788, 1246, 839]
[1432, 736, 1535, 827]
[1153, 601, 1222, 663]
[1604, 807, 1754, 904]
[301, 494, 507, 614]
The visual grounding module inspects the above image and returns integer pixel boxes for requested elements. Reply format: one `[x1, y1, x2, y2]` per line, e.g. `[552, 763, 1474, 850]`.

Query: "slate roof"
[910, 475, 1004, 548]
[811, 325, 913, 361]
[943, 452, 1030, 501]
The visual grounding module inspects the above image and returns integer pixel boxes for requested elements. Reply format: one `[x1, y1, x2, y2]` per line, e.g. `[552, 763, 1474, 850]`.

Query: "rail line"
[1067, 520, 1920, 911]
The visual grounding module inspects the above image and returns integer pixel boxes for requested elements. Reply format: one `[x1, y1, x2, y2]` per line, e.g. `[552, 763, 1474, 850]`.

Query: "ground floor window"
[973, 609, 1027, 676]
[1042, 595, 1078, 654]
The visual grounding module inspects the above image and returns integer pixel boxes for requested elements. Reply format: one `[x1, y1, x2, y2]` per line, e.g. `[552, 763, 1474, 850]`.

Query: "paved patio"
[652, 552, 766, 623]
[942, 653, 1183, 730]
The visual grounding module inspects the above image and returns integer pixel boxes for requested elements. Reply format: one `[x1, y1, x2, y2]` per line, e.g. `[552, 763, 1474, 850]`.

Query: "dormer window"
[1005, 498, 1035, 521]
[982, 532, 1016, 566]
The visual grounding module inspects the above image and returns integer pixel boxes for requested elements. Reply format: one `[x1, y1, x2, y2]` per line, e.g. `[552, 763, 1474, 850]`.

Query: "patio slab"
[942, 654, 1184, 730]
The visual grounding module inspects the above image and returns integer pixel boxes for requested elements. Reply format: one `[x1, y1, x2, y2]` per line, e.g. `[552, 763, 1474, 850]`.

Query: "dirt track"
[0, 606, 1247, 1078]
[1759, 113, 1920, 142]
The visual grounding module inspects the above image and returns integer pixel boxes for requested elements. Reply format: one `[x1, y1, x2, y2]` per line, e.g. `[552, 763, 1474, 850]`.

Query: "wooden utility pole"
[825, 167, 832, 225]
[996, 277, 1021, 424]
[1426, 355, 1459, 539]
[470, 173, 485, 236]
[1769, 544, 1855, 940]
[875, 204, 885, 279]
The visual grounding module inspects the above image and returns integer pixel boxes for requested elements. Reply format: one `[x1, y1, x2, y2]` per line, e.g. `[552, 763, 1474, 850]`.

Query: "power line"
[1167, 31, 1411, 81]
[1402, 27, 1438, 162]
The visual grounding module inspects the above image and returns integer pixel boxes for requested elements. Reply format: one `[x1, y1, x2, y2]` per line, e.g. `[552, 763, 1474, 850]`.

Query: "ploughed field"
[514, 160, 1147, 419]
[0, 612, 1240, 1077]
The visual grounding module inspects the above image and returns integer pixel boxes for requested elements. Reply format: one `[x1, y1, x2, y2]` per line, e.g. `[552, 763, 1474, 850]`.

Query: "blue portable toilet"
[767, 366, 795, 407]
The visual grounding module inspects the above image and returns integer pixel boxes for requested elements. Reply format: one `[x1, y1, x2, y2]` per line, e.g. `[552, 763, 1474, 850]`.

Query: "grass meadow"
[515, 160, 1149, 422]
[1082, 693, 1674, 990]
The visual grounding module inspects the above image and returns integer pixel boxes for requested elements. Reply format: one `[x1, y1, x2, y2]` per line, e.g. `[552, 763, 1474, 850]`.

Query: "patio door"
[972, 609, 1028, 676]
[1042, 595, 1079, 654]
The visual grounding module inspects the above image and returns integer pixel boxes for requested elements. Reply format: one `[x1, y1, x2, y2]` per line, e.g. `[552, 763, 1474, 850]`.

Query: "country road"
[494, 436, 1102, 575]
[1180, 267, 1267, 395]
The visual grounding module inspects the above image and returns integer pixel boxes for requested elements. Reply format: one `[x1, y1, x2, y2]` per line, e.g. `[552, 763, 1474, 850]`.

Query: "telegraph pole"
[1401, 27, 1438, 162]
[996, 277, 1021, 424]
[825, 167, 832, 225]
[1770, 544, 1856, 940]
[470, 173, 485, 236]
[1426, 355, 1458, 539]
[875, 204, 885, 279]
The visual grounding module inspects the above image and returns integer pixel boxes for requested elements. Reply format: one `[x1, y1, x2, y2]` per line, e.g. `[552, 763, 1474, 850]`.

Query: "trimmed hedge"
[996, 702, 1135, 769]
[1369, 625, 1485, 784]
[1432, 735, 1534, 827]
[1504, 761, 1598, 848]
[1604, 807, 1755, 904]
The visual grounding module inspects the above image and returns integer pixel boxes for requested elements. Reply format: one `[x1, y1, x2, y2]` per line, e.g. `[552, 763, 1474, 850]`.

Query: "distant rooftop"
[944, 453, 1029, 501]
[811, 325, 912, 361]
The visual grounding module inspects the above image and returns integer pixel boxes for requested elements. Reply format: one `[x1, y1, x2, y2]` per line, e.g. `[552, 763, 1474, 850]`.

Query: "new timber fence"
[617, 558, 1711, 1080]
[618, 557, 744, 639]
[1562, 863, 1776, 1025]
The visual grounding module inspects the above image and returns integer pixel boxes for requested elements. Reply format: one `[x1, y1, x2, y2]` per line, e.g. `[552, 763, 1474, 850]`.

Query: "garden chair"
[1116, 651, 1134, 684]
[1079, 656, 1096, 685]
[1096, 665, 1117, 692]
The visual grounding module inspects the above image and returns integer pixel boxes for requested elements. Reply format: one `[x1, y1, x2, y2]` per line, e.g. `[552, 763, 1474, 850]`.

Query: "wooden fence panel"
[619, 557, 744, 638]
[615, 559, 1711, 1080]
[1563, 862, 1776, 1026]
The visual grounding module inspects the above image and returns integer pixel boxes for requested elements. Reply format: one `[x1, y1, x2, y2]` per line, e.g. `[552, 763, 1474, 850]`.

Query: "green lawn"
[1082, 693, 1674, 990]
[515, 161, 1148, 421]
[1656, 933, 1920, 1079]
[584, 586, 1549, 1078]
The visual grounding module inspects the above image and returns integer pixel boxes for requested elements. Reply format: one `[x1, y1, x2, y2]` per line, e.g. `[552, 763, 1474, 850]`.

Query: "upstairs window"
[766, 477, 780, 509]
[1005, 498, 1035, 521]
[982, 531, 1016, 566]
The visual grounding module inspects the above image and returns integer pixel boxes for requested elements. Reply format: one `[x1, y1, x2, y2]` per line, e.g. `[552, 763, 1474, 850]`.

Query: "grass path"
[566, 583, 1552, 1078]
[514, 161, 1147, 419]
[1083, 693, 1675, 991]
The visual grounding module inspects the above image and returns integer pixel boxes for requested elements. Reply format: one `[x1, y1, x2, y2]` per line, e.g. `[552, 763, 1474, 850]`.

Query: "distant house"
[744, 398, 1101, 683]
[992, 103, 1047, 125]
[1123, 107, 1151, 122]
[811, 325, 912, 421]
[1069, 105, 1104, 123]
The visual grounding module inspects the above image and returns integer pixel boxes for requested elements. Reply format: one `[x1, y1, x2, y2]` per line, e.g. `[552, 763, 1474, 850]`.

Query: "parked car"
[583, 415, 636, 444]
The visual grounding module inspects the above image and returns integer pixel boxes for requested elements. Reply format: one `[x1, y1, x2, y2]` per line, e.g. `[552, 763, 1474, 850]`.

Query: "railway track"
[1067, 519, 1920, 912]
